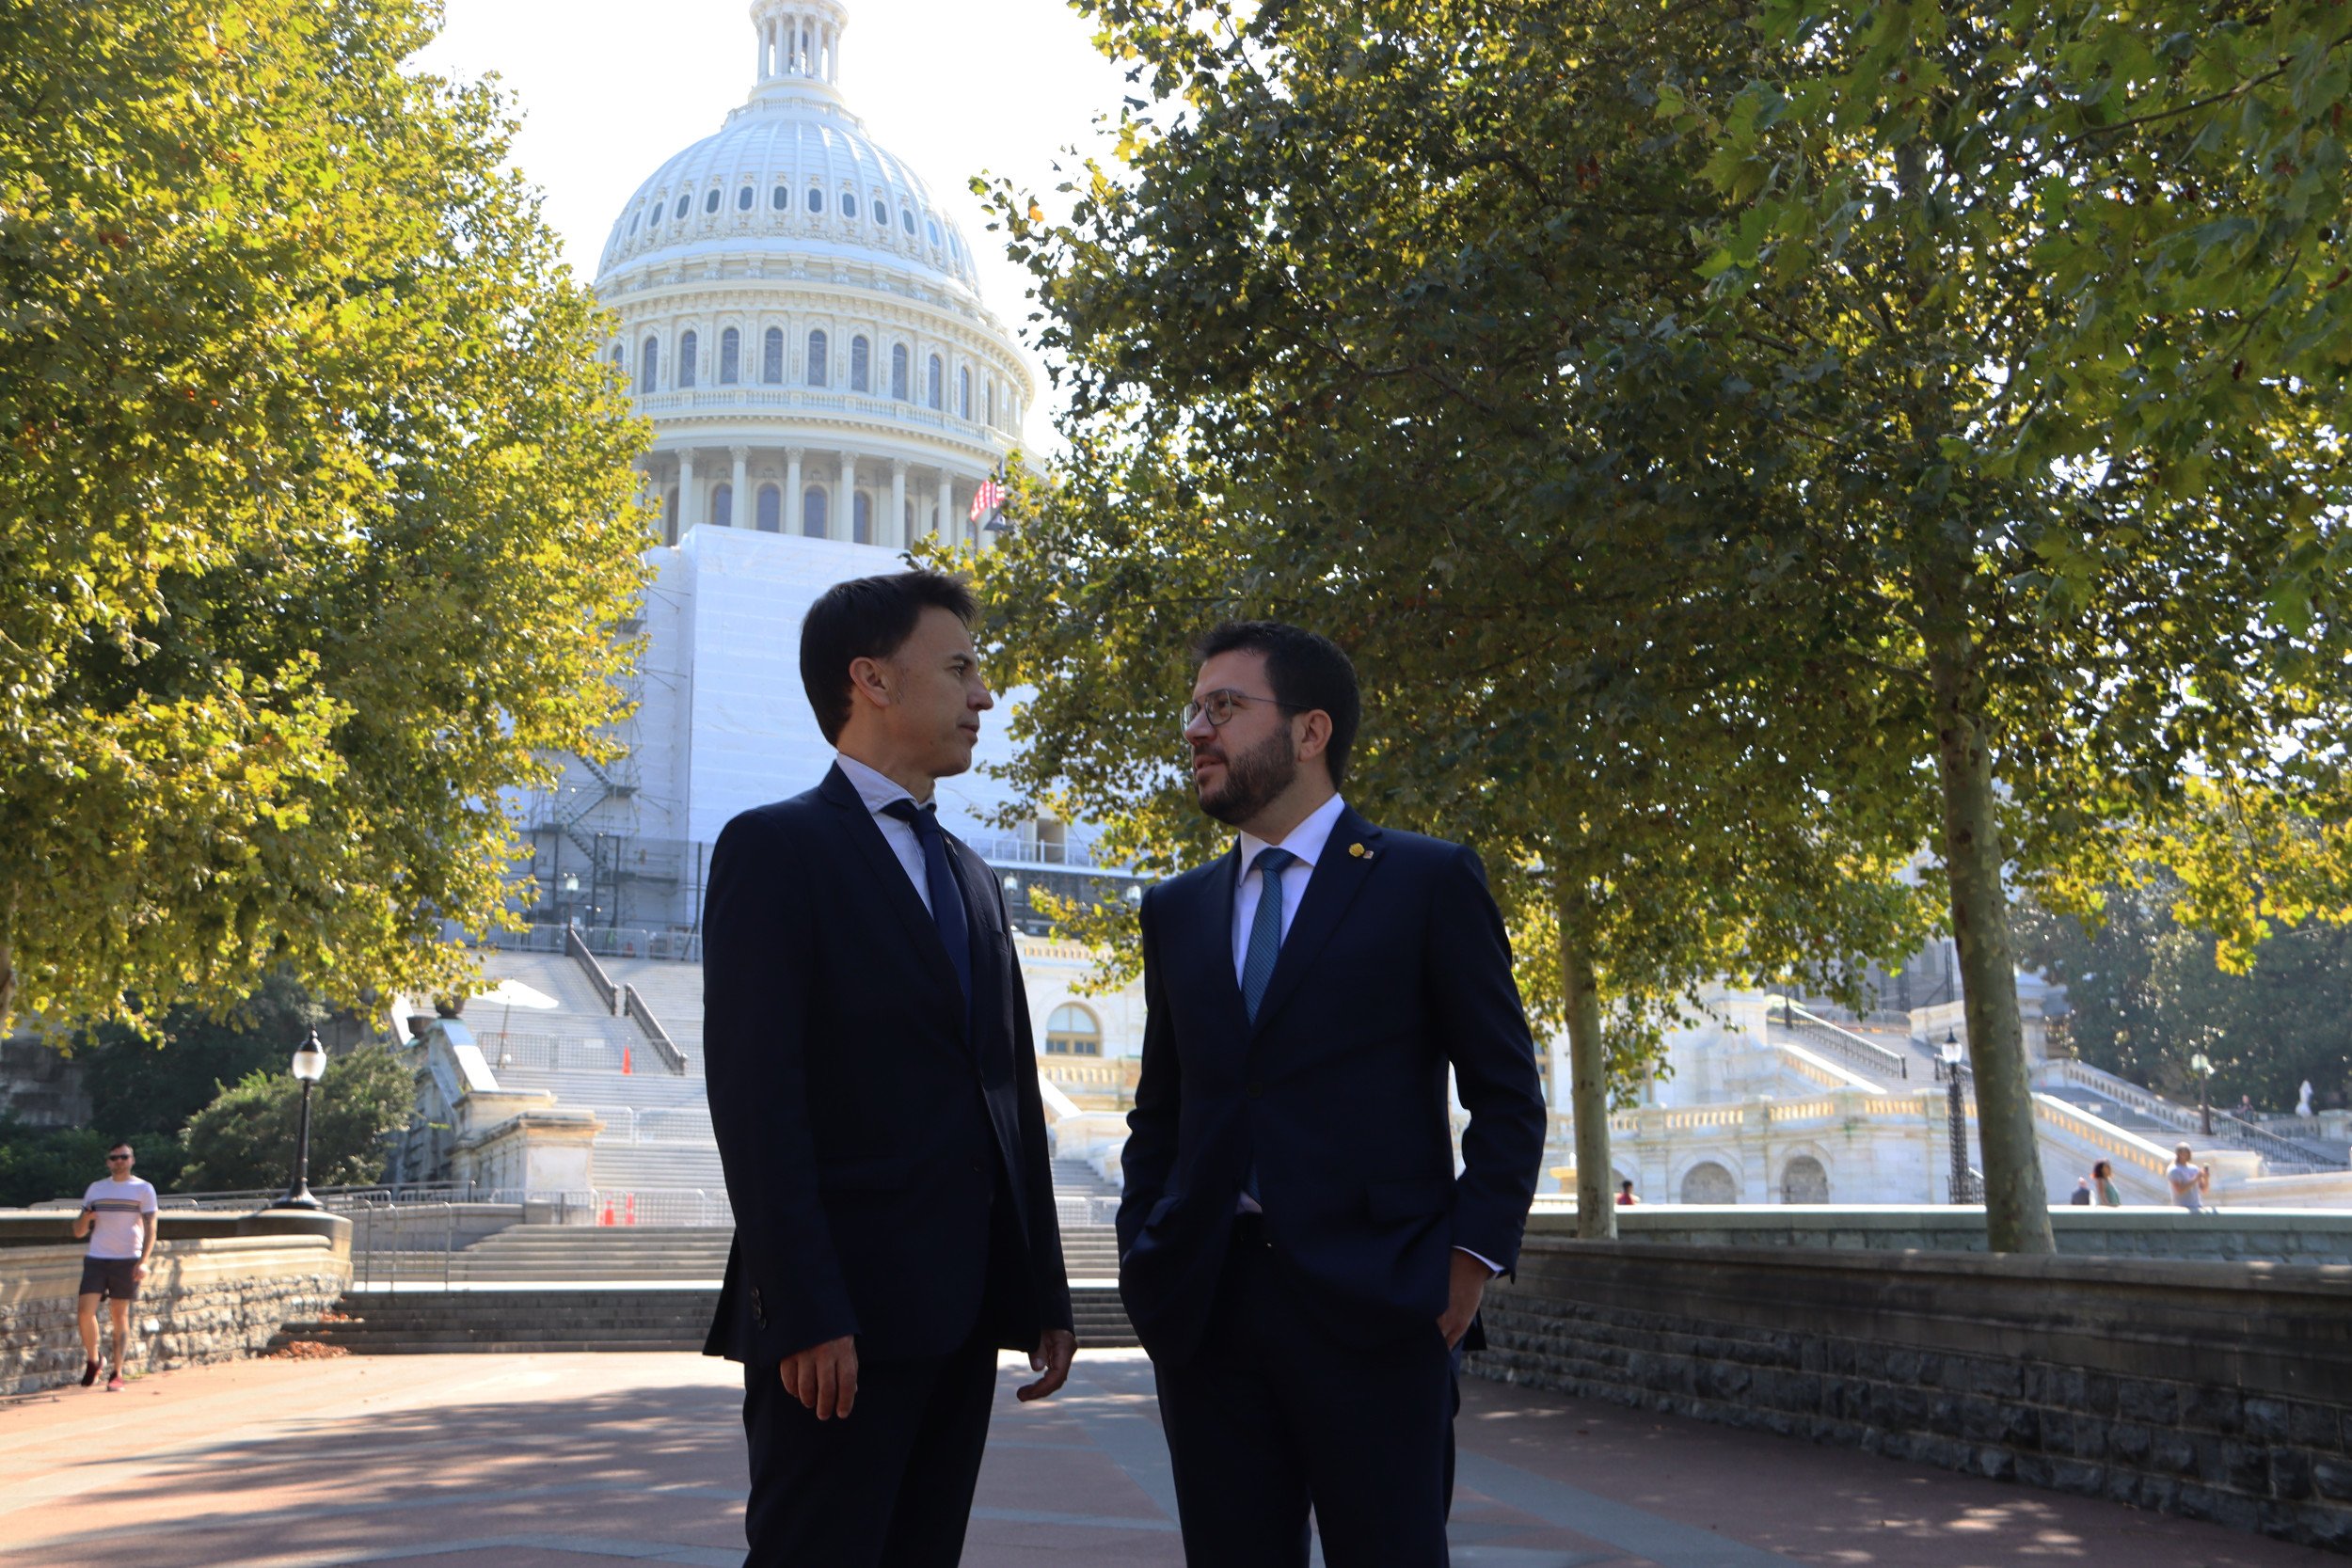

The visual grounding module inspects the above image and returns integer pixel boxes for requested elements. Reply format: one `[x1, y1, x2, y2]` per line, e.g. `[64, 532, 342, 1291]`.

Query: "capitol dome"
[596, 0, 1031, 549]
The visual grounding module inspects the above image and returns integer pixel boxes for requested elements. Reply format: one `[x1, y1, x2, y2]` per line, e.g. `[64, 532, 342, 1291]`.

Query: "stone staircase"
[274, 1286, 719, 1354]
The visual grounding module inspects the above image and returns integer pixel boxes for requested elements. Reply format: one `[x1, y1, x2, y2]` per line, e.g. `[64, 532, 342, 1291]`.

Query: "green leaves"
[0, 0, 651, 1035]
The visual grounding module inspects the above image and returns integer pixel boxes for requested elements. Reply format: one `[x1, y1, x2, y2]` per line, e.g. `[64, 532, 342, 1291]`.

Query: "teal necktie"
[1242, 847, 1295, 1022]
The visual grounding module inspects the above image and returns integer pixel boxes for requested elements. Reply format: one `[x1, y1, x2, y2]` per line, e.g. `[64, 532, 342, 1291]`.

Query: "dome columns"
[889, 460, 907, 550]
[838, 450, 859, 543]
[786, 448, 804, 534]
[677, 448, 701, 533]
[730, 446, 752, 528]
[753, 1, 849, 89]
[936, 472, 953, 546]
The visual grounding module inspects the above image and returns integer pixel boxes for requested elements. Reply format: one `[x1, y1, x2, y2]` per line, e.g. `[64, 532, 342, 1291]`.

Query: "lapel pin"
[1349, 842, 1369, 859]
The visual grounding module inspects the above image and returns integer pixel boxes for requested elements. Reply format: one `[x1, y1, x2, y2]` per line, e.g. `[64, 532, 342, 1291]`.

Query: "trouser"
[739, 1328, 998, 1568]
[1152, 1219, 1455, 1567]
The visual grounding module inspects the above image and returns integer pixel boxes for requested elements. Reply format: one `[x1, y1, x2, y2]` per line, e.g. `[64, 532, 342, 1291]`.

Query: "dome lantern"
[751, 0, 850, 101]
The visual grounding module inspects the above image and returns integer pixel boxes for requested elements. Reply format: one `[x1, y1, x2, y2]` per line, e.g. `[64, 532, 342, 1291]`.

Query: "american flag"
[969, 477, 1006, 525]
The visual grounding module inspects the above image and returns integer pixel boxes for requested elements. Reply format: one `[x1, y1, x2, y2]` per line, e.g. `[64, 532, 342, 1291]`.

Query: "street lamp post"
[274, 1031, 329, 1211]
[2191, 1051, 2215, 1136]
[1939, 1029, 1974, 1204]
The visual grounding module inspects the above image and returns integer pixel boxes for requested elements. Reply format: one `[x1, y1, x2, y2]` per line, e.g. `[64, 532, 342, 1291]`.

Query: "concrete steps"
[276, 1287, 720, 1354]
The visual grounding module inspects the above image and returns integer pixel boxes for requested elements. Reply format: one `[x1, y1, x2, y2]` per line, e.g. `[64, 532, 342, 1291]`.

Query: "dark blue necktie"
[1240, 847, 1295, 1022]
[882, 799, 971, 1009]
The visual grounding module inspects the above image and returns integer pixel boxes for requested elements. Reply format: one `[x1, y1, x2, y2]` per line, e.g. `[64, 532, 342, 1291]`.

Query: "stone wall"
[1470, 1234, 2352, 1550]
[0, 1211, 349, 1395]
[1563, 1204, 2352, 1264]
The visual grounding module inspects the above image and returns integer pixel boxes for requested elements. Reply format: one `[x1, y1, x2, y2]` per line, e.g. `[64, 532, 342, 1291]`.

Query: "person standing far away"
[2169, 1145, 2213, 1212]
[2092, 1160, 2122, 1208]
[2068, 1177, 2092, 1206]
[72, 1141, 157, 1391]
[1118, 621, 1549, 1567]
[698, 569, 1076, 1567]
[1615, 1180, 1641, 1208]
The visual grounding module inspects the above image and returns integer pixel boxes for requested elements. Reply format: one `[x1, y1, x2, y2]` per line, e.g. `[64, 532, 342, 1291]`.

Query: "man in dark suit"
[1119, 621, 1549, 1567]
[702, 568, 1076, 1567]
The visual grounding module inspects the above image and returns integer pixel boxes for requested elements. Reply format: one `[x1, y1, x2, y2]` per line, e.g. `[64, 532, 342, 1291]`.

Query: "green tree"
[0, 1118, 115, 1208]
[75, 971, 329, 1153]
[1675, 0, 2352, 1248]
[975, 0, 1941, 1231]
[0, 0, 650, 1034]
[177, 1041, 414, 1194]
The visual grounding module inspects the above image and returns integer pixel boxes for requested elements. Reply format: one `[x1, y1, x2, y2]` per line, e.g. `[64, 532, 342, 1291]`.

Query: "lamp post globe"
[2190, 1051, 2215, 1136]
[274, 1030, 330, 1211]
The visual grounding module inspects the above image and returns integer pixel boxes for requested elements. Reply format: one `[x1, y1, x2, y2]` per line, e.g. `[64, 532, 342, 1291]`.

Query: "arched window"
[711, 482, 733, 528]
[762, 327, 784, 384]
[840, 191, 857, 218]
[663, 489, 678, 545]
[678, 330, 699, 389]
[927, 218, 941, 246]
[756, 484, 782, 532]
[703, 188, 721, 214]
[901, 207, 915, 234]
[802, 485, 829, 537]
[986, 381, 996, 427]
[1045, 1005, 1101, 1056]
[771, 184, 788, 211]
[638, 337, 660, 392]
[850, 335, 870, 393]
[872, 194, 889, 227]
[805, 329, 828, 388]
[674, 195, 691, 220]
[736, 185, 754, 211]
[852, 490, 872, 544]
[806, 186, 823, 214]
[890, 344, 909, 401]
[1680, 1162, 1738, 1204]
[609, 344, 624, 372]
[1781, 1156, 1829, 1204]
[926, 355, 943, 410]
[958, 366, 971, 419]
[628, 211, 641, 235]
[719, 327, 740, 385]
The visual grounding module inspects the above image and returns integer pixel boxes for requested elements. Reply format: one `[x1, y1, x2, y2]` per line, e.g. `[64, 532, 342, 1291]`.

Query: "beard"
[1196, 724, 1298, 827]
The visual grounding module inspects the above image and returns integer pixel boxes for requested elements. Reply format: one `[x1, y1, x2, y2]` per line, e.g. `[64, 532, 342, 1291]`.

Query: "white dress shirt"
[835, 752, 930, 913]
[1231, 791, 1349, 982]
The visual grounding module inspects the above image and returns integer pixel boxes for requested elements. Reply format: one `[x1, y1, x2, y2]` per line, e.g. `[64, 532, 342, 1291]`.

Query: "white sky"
[410, 0, 1136, 435]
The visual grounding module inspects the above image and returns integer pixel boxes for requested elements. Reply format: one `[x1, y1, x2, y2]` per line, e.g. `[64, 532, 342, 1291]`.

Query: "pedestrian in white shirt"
[2167, 1145, 2212, 1213]
[71, 1141, 158, 1390]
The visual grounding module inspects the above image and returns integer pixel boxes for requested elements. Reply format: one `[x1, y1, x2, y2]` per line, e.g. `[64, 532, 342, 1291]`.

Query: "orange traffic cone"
[626, 1195, 637, 1227]
[600, 1198, 614, 1227]
[622, 1045, 632, 1075]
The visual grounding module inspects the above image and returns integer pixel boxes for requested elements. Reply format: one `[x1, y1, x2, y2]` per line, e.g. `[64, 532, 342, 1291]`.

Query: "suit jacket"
[701, 763, 1073, 1364]
[1116, 804, 1548, 1365]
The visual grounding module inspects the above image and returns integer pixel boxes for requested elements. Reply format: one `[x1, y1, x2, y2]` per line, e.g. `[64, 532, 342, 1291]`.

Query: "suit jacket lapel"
[1202, 847, 1253, 1043]
[818, 765, 966, 1031]
[946, 832, 998, 1064]
[1250, 807, 1384, 1038]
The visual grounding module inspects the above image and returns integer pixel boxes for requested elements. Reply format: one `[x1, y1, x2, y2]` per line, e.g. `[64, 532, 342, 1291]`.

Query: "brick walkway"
[0, 1352, 2325, 1567]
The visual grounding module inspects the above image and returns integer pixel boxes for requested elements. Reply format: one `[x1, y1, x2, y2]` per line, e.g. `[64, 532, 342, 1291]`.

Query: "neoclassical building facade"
[596, 0, 1030, 552]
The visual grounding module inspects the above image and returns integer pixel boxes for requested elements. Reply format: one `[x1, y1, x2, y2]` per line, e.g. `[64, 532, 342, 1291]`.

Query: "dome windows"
[926, 218, 941, 246]
[674, 195, 691, 220]
[986, 381, 996, 427]
[926, 354, 943, 410]
[852, 491, 872, 545]
[772, 184, 789, 211]
[850, 335, 870, 393]
[712, 482, 734, 528]
[704, 188, 722, 214]
[872, 194, 889, 228]
[762, 327, 784, 384]
[901, 207, 915, 234]
[840, 191, 857, 219]
[628, 211, 642, 236]
[805, 329, 828, 388]
[678, 330, 699, 388]
[890, 344, 909, 402]
[958, 366, 971, 420]
[639, 337, 660, 392]
[756, 484, 782, 532]
[719, 327, 741, 385]
[806, 186, 823, 214]
[737, 185, 754, 212]
[802, 486, 828, 536]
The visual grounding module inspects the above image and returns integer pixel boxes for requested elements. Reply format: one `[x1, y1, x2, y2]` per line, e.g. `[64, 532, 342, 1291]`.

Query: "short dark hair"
[799, 570, 977, 744]
[1192, 620, 1362, 785]
[108, 1140, 133, 1155]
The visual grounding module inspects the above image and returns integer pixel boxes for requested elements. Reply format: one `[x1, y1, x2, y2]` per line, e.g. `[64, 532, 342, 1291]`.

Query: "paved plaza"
[0, 1351, 2327, 1568]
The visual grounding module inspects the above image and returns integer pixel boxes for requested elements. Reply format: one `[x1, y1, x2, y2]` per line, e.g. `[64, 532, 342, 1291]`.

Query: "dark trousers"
[740, 1331, 997, 1568]
[1153, 1221, 1455, 1567]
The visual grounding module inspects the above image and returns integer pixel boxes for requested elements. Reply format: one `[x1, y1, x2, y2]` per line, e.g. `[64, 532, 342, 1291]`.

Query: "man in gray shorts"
[73, 1141, 158, 1391]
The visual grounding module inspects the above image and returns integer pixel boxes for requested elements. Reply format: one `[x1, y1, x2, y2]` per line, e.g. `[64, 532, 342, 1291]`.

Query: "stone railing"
[0, 1210, 350, 1396]
[1549, 1205, 2352, 1265]
[622, 982, 691, 1074]
[565, 923, 620, 1013]
[1471, 1232, 2352, 1549]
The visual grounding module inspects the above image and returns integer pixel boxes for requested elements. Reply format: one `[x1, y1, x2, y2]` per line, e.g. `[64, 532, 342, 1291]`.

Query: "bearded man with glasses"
[1119, 620, 1548, 1566]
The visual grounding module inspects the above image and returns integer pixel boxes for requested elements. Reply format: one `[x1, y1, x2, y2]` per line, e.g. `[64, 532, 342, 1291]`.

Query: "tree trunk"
[1553, 870, 1615, 1240]
[1925, 623, 2055, 1255]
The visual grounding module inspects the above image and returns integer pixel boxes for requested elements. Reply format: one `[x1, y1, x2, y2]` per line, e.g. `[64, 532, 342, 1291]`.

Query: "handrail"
[2039, 1059, 2346, 1169]
[566, 923, 620, 1014]
[1778, 1001, 1911, 1081]
[623, 982, 691, 1075]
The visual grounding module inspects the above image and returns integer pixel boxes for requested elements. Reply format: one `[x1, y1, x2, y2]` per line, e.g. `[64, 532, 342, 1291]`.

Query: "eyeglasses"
[1183, 689, 1306, 730]
[106, 1153, 132, 1161]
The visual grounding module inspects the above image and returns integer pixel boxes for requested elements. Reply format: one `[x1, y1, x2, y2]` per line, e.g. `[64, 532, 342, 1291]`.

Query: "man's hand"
[1017, 1328, 1075, 1402]
[780, 1335, 859, 1420]
[131, 1263, 146, 1285]
[1437, 1249, 1489, 1349]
